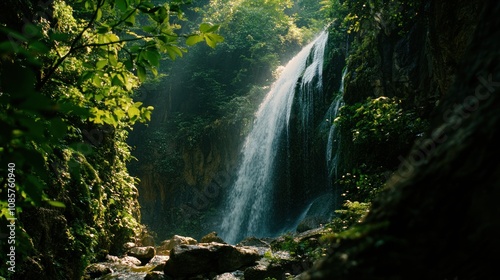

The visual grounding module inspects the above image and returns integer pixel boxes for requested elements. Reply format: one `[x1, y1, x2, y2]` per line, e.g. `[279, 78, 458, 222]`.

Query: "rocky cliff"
[299, 0, 499, 278]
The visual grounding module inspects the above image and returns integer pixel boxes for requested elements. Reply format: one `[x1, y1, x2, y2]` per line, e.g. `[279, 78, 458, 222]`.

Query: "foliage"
[335, 96, 427, 146]
[328, 200, 371, 232]
[321, 0, 420, 35]
[0, 0, 222, 277]
[270, 234, 326, 261]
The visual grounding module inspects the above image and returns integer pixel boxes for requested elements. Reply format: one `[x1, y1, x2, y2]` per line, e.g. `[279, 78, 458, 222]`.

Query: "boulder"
[200, 231, 225, 243]
[237, 236, 271, 248]
[164, 242, 260, 278]
[119, 256, 143, 266]
[128, 246, 156, 265]
[123, 242, 136, 250]
[84, 263, 113, 279]
[141, 234, 155, 247]
[159, 235, 198, 251]
[145, 271, 169, 280]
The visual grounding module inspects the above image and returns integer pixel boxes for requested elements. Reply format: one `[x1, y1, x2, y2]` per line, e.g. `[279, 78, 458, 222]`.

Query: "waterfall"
[326, 67, 347, 180]
[220, 31, 329, 244]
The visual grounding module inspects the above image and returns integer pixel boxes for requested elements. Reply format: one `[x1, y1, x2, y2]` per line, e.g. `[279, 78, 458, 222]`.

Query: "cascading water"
[220, 31, 329, 244]
[326, 67, 347, 180]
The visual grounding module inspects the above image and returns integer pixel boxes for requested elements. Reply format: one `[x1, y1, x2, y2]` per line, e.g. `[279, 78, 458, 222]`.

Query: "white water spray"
[220, 31, 329, 244]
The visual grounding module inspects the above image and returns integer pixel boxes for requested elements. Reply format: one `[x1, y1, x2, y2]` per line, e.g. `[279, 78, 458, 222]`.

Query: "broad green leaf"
[137, 65, 147, 82]
[125, 14, 136, 26]
[142, 26, 156, 33]
[155, 7, 169, 24]
[96, 8, 103, 21]
[124, 59, 134, 71]
[144, 49, 161, 67]
[92, 74, 102, 87]
[95, 93, 104, 101]
[80, 71, 94, 83]
[114, 108, 126, 119]
[107, 33, 120, 43]
[112, 75, 124, 87]
[199, 23, 220, 33]
[127, 106, 141, 118]
[116, 0, 128, 12]
[96, 59, 107, 69]
[204, 33, 224, 49]
[186, 34, 204, 46]
[109, 54, 118, 66]
[165, 45, 183, 60]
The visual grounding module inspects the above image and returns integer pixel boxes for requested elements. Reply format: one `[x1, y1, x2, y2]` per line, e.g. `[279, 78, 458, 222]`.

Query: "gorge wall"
[298, 0, 497, 279]
[334, 0, 482, 179]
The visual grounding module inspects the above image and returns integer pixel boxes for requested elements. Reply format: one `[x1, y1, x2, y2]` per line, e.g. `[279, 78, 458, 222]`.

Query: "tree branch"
[36, 0, 106, 91]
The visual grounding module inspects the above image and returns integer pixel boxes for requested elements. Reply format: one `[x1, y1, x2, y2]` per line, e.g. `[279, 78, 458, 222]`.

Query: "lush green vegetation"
[128, 0, 331, 239]
[0, 0, 223, 277]
[0, 0, 444, 278]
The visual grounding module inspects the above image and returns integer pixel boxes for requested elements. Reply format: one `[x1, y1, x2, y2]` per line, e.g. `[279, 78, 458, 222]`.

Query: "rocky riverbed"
[83, 228, 329, 280]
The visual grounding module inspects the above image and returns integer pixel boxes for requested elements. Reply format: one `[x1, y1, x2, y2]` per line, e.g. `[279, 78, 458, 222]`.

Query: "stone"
[164, 242, 260, 278]
[159, 235, 198, 251]
[144, 271, 166, 280]
[141, 234, 155, 246]
[123, 242, 136, 250]
[84, 263, 113, 279]
[119, 256, 142, 266]
[214, 272, 239, 280]
[128, 246, 156, 265]
[200, 231, 225, 243]
[237, 236, 270, 248]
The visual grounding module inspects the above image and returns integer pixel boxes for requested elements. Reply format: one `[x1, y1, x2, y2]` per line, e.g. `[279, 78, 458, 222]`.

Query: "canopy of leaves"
[0, 0, 222, 277]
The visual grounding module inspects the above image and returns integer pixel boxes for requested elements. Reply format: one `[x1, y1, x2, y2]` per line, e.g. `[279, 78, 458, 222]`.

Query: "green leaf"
[204, 33, 224, 49]
[92, 74, 102, 87]
[116, 0, 128, 12]
[127, 106, 141, 118]
[114, 108, 126, 119]
[155, 7, 169, 24]
[142, 26, 156, 33]
[96, 8, 103, 21]
[47, 200, 66, 208]
[199, 23, 220, 33]
[96, 59, 107, 69]
[124, 59, 134, 71]
[112, 74, 124, 87]
[165, 45, 183, 60]
[97, 26, 111, 34]
[144, 49, 161, 67]
[125, 14, 136, 26]
[137, 65, 146, 82]
[109, 54, 118, 67]
[186, 34, 204, 46]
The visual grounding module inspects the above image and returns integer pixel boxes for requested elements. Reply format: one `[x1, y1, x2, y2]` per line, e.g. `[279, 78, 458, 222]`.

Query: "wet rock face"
[164, 243, 260, 278]
[298, 1, 500, 279]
